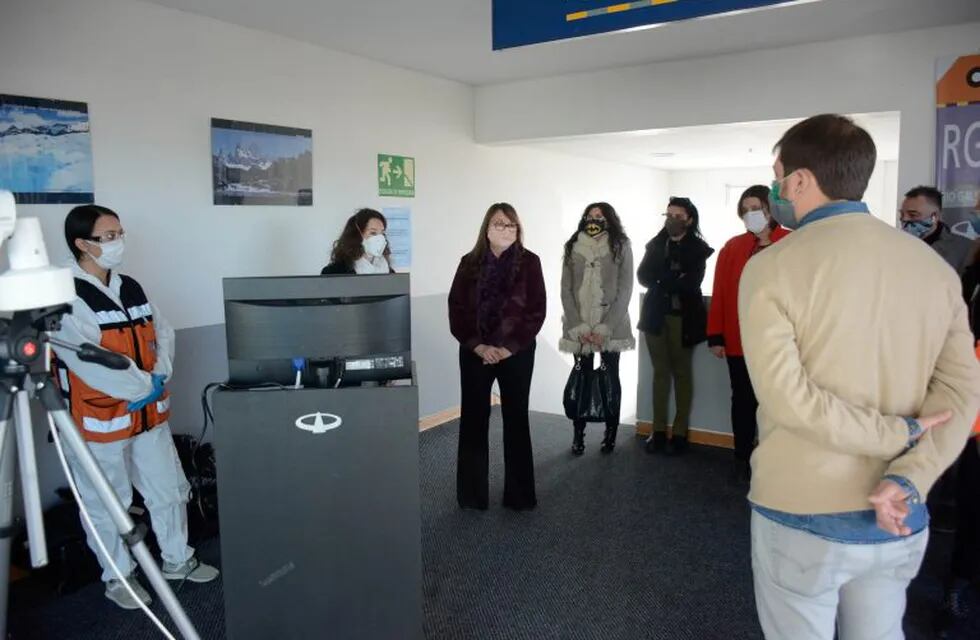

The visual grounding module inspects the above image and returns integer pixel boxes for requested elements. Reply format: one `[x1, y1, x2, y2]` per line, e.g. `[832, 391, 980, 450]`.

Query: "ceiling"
[143, 0, 980, 85]
[518, 112, 902, 171]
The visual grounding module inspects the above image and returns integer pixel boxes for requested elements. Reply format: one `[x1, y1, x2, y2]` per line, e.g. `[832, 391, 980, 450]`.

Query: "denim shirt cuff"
[883, 474, 922, 504]
[903, 416, 923, 449]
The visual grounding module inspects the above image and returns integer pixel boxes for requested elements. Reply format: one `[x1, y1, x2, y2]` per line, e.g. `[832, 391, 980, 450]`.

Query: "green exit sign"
[378, 154, 415, 197]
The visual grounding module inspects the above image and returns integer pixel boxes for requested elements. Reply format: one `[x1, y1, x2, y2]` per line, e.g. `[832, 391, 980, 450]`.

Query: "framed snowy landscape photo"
[0, 94, 94, 204]
[211, 118, 313, 206]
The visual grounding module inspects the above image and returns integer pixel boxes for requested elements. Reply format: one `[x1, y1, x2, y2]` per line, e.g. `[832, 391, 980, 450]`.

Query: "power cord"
[48, 414, 177, 639]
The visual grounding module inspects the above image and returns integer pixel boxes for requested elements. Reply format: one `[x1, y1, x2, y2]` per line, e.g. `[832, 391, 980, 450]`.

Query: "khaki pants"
[644, 316, 693, 436]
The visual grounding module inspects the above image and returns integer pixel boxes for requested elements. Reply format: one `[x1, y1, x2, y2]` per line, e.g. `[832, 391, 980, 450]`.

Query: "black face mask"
[581, 218, 607, 237]
[665, 217, 688, 238]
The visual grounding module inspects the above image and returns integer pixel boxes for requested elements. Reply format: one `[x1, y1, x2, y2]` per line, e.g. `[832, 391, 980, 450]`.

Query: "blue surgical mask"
[769, 179, 799, 230]
[901, 218, 935, 239]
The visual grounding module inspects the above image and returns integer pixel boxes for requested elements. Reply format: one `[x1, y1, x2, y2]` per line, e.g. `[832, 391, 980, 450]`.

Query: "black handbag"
[563, 357, 621, 423]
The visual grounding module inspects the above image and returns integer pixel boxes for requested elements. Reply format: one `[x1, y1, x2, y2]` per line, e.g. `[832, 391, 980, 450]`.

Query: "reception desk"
[213, 383, 422, 640]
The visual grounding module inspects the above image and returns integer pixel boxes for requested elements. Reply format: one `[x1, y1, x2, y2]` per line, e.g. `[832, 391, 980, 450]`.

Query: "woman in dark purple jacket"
[448, 203, 547, 511]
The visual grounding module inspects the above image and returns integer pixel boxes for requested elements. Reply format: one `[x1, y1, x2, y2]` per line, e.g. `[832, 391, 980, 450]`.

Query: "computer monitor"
[222, 274, 412, 386]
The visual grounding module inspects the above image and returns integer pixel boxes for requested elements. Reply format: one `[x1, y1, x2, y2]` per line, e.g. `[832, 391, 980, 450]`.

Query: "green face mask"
[769, 177, 799, 230]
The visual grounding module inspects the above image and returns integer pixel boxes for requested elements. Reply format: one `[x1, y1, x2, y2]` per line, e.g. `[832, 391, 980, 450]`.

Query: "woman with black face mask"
[637, 197, 714, 456]
[559, 202, 635, 455]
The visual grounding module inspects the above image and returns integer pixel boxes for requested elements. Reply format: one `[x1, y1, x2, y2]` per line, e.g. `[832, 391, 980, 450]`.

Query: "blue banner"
[493, 0, 794, 50]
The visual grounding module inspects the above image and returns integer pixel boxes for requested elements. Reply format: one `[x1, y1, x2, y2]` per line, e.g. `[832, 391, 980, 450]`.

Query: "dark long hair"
[668, 196, 704, 240]
[737, 185, 779, 230]
[329, 208, 391, 268]
[562, 202, 629, 265]
[65, 204, 119, 261]
[464, 202, 524, 274]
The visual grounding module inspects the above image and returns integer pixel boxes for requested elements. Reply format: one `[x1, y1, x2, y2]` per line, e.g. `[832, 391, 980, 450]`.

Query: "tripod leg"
[0, 412, 15, 640]
[37, 382, 201, 640]
[13, 389, 49, 568]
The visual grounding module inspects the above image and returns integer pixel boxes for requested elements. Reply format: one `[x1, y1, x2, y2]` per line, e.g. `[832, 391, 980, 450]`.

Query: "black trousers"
[572, 351, 622, 430]
[952, 438, 980, 581]
[457, 344, 537, 510]
[727, 356, 758, 462]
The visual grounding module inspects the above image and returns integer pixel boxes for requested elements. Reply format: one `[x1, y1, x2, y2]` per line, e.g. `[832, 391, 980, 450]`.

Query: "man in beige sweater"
[738, 114, 980, 640]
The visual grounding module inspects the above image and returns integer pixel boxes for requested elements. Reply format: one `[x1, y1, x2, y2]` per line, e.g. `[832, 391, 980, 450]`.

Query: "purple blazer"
[448, 248, 547, 354]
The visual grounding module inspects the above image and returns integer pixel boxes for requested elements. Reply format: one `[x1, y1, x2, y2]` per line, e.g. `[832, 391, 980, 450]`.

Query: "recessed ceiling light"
[648, 152, 676, 158]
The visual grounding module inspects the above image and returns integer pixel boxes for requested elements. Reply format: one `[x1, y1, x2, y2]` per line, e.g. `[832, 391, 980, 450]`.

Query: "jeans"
[751, 511, 928, 640]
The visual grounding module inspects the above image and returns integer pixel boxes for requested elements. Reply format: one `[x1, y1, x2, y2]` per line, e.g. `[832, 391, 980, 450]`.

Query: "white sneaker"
[105, 576, 152, 610]
[162, 556, 220, 583]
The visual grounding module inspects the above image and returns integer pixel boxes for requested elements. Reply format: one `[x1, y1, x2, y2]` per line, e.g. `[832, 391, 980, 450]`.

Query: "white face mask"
[743, 210, 768, 235]
[88, 238, 125, 270]
[363, 234, 387, 257]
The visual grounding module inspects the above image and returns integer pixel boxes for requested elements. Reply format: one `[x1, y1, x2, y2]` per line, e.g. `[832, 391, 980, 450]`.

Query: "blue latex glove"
[127, 374, 167, 412]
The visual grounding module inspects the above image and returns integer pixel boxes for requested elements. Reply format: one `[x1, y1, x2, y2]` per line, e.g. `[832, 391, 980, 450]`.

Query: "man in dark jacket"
[900, 186, 973, 276]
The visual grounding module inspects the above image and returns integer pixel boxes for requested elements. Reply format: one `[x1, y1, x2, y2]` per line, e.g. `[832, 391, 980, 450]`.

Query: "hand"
[475, 344, 502, 365]
[590, 333, 605, 347]
[912, 410, 953, 443]
[127, 382, 165, 413]
[710, 346, 726, 359]
[579, 333, 592, 345]
[868, 480, 912, 536]
[484, 346, 512, 364]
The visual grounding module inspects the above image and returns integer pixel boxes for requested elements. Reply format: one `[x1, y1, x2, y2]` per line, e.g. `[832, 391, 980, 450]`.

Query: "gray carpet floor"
[8, 409, 973, 639]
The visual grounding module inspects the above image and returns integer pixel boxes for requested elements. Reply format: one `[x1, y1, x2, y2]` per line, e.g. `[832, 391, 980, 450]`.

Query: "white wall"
[0, 0, 663, 425]
[667, 161, 901, 293]
[476, 23, 980, 204]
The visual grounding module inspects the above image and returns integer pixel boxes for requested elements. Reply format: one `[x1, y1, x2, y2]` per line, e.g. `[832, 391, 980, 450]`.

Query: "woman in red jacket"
[706, 185, 790, 483]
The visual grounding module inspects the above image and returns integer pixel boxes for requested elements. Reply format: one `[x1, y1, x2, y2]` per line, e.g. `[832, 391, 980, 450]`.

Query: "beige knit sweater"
[739, 211, 980, 514]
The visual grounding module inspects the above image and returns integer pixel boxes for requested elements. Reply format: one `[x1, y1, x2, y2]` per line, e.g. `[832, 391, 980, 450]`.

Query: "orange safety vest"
[53, 275, 170, 443]
[974, 342, 980, 439]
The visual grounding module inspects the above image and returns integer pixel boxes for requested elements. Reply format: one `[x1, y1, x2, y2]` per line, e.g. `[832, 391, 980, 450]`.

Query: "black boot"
[934, 579, 969, 638]
[645, 431, 667, 454]
[571, 422, 586, 456]
[668, 435, 689, 456]
[600, 424, 618, 454]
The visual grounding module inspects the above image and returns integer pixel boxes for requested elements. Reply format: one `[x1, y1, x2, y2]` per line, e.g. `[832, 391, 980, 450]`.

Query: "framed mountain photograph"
[211, 118, 312, 206]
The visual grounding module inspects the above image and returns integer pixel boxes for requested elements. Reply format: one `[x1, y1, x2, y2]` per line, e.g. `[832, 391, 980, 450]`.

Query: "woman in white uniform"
[51, 204, 219, 610]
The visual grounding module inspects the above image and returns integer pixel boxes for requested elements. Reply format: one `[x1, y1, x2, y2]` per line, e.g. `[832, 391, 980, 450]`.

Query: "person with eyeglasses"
[49, 205, 219, 610]
[322, 208, 395, 275]
[448, 203, 546, 510]
[637, 197, 714, 455]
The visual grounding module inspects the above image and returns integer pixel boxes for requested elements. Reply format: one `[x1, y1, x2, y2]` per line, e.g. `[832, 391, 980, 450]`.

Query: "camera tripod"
[0, 306, 201, 639]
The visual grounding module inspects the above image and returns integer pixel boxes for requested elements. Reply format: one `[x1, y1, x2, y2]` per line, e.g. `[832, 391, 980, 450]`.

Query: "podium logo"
[295, 412, 343, 434]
